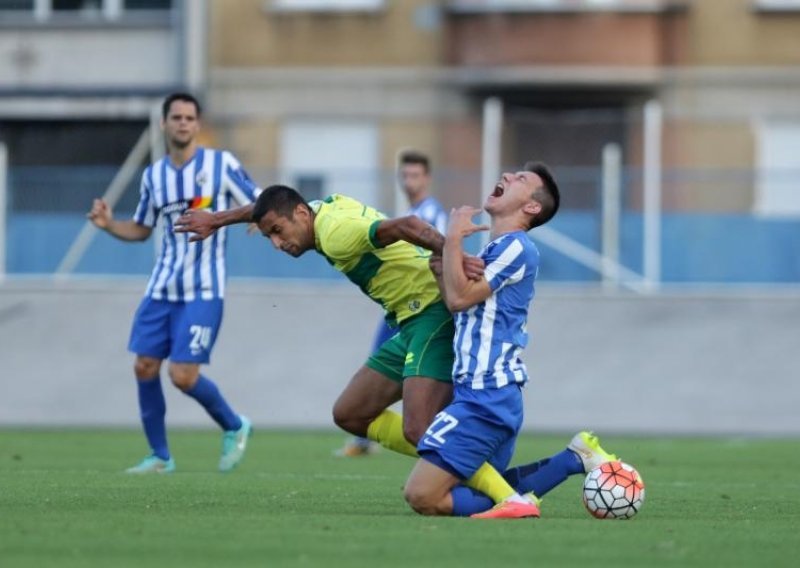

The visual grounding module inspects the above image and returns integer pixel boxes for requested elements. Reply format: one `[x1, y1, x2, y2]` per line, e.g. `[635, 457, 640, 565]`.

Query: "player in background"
[87, 93, 256, 474]
[335, 150, 448, 458]
[403, 163, 618, 518]
[175, 187, 539, 516]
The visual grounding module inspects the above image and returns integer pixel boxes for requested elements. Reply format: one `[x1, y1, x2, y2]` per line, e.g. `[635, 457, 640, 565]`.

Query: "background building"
[5, 0, 798, 281]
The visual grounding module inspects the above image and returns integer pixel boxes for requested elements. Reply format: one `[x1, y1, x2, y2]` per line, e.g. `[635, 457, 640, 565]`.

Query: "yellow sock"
[366, 410, 418, 457]
[465, 462, 516, 503]
[366, 410, 517, 503]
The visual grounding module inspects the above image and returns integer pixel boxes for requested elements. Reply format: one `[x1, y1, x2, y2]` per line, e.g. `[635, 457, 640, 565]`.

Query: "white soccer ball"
[582, 460, 645, 519]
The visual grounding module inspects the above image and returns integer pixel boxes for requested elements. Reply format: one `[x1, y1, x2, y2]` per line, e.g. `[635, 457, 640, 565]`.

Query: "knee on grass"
[403, 485, 448, 516]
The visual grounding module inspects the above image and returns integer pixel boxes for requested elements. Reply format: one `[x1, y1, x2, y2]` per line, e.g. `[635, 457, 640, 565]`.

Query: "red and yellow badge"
[190, 196, 212, 210]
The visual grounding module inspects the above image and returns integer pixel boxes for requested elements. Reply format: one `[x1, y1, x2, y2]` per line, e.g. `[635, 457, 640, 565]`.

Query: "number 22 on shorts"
[424, 411, 459, 445]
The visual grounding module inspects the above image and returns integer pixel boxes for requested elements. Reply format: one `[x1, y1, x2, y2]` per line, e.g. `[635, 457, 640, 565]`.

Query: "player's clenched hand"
[431, 253, 483, 281]
[174, 209, 218, 242]
[87, 198, 112, 230]
[447, 206, 489, 240]
[462, 254, 485, 280]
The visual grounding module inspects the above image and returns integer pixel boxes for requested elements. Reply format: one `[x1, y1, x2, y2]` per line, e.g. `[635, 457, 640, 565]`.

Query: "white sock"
[503, 492, 528, 504]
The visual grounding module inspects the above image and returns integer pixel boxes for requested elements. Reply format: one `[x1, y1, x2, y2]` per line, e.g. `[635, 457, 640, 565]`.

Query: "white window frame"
[755, 119, 800, 217]
[753, 0, 800, 12]
[279, 120, 381, 208]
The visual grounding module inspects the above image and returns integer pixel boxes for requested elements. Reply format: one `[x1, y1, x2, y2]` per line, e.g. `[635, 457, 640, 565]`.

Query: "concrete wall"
[1, 280, 797, 435]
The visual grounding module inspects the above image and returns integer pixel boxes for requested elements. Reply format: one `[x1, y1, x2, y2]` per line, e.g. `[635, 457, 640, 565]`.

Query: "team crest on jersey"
[195, 171, 208, 187]
[408, 299, 421, 312]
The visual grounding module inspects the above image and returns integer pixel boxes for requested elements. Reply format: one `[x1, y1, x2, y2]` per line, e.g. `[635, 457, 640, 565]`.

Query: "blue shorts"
[128, 297, 223, 364]
[417, 383, 524, 480]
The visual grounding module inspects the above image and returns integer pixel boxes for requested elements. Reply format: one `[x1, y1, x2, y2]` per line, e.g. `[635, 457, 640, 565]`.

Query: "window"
[124, 0, 171, 8]
[446, 0, 682, 13]
[753, 0, 800, 12]
[280, 121, 380, 207]
[756, 121, 800, 217]
[0, 0, 34, 9]
[53, 0, 100, 10]
[269, 0, 385, 14]
[0, 0, 172, 22]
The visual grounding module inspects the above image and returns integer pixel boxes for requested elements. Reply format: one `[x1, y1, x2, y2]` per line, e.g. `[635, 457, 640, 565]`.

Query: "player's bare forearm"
[174, 204, 254, 241]
[219, 204, 255, 226]
[374, 216, 445, 255]
[441, 236, 470, 310]
[105, 220, 152, 242]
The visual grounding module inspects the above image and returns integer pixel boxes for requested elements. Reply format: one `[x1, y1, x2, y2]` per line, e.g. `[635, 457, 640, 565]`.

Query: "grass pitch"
[1, 429, 798, 567]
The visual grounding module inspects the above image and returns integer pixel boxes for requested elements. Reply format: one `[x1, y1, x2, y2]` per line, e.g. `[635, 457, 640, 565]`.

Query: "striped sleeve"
[416, 199, 448, 234]
[482, 236, 529, 292]
[222, 151, 260, 205]
[132, 166, 157, 227]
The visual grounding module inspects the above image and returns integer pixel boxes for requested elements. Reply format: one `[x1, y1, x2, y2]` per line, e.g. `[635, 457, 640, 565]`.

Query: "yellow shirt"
[312, 194, 441, 325]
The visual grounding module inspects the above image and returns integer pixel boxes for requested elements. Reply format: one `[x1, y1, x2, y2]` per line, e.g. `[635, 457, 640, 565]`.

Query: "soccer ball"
[582, 460, 645, 519]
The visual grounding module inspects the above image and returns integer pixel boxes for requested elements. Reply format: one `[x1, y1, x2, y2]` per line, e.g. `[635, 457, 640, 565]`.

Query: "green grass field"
[1, 429, 798, 567]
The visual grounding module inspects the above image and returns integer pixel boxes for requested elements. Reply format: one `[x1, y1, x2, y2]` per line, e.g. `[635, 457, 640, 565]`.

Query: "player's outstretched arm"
[376, 215, 485, 281]
[87, 198, 152, 242]
[374, 215, 445, 254]
[174, 204, 255, 242]
[441, 206, 492, 312]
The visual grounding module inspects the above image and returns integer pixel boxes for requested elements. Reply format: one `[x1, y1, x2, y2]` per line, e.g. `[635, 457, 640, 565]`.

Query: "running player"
[87, 92, 255, 473]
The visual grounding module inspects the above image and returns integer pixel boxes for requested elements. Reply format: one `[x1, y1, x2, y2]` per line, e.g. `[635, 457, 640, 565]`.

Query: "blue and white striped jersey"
[409, 196, 447, 234]
[452, 231, 540, 390]
[132, 147, 259, 302]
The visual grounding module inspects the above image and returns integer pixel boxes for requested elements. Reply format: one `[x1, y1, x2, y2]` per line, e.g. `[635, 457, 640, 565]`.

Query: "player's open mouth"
[492, 183, 504, 198]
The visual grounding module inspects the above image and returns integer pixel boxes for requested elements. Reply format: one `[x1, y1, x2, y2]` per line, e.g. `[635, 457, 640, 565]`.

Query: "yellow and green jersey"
[311, 194, 441, 325]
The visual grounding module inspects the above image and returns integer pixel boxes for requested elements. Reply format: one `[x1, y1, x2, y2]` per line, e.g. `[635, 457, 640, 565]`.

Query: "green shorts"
[366, 301, 455, 383]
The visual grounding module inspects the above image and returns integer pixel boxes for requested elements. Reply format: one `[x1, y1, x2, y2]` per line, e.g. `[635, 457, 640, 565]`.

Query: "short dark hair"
[523, 161, 560, 229]
[162, 92, 202, 120]
[252, 185, 309, 223]
[399, 150, 430, 174]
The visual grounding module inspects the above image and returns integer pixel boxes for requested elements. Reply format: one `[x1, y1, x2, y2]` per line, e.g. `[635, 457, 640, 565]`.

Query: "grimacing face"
[257, 207, 315, 258]
[162, 100, 200, 149]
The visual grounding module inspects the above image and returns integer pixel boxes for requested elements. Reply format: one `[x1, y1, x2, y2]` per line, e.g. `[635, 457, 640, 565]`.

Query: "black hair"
[252, 185, 310, 223]
[162, 92, 202, 120]
[523, 161, 560, 229]
[399, 150, 431, 174]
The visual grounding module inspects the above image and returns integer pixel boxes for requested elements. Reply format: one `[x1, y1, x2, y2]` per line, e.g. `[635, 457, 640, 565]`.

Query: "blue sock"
[184, 375, 242, 431]
[503, 449, 584, 498]
[137, 376, 169, 460]
[450, 485, 495, 517]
